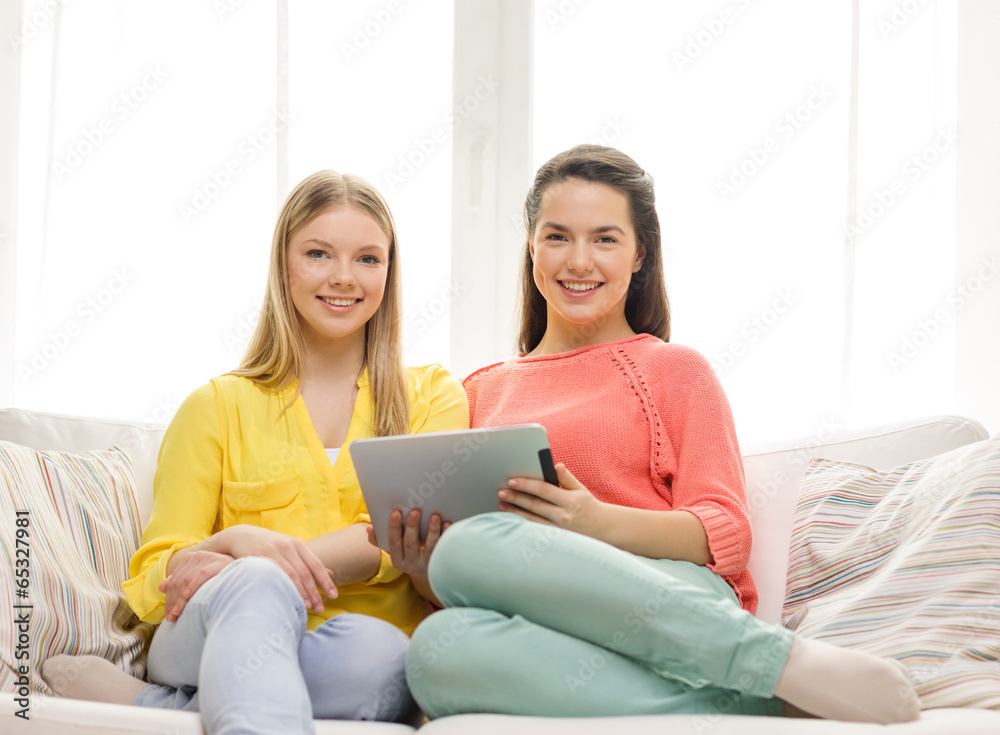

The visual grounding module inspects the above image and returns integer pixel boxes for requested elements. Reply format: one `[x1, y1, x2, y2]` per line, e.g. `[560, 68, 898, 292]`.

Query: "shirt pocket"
[221, 475, 303, 533]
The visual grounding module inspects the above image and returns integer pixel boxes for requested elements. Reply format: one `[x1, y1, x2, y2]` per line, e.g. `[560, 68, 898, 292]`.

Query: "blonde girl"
[43, 171, 468, 733]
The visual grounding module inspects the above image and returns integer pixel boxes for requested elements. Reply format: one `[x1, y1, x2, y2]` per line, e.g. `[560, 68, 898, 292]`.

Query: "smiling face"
[286, 204, 389, 351]
[529, 178, 645, 351]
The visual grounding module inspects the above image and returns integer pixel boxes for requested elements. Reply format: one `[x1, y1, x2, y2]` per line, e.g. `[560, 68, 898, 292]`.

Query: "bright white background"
[1, 0, 998, 446]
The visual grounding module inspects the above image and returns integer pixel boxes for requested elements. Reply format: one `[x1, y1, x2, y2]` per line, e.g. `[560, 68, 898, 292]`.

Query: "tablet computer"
[349, 424, 557, 549]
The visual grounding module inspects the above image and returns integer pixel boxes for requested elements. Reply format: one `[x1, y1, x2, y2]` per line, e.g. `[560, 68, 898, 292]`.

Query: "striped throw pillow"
[0, 441, 154, 695]
[783, 437, 1000, 709]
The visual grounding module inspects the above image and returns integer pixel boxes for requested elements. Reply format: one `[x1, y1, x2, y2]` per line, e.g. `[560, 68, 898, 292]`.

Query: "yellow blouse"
[122, 365, 469, 634]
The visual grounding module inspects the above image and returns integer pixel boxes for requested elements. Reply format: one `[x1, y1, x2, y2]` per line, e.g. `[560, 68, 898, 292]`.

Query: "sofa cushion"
[0, 694, 419, 734]
[0, 408, 167, 527]
[412, 709, 1000, 734]
[782, 437, 1000, 709]
[742, 415, 989, 623]
[0, 441, 154, 696]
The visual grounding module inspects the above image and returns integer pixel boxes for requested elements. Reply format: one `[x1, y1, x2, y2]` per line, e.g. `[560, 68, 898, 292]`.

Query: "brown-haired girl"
[397, 145, 919, 724]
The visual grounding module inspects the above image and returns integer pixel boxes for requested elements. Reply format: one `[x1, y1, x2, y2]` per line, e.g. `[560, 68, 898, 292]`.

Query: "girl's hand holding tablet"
[385, 509, 449, 607]
[499, 463, 604, 538]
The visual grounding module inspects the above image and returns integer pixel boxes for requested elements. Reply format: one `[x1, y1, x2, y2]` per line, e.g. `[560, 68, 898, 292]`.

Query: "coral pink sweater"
[463, 334, 757, 613]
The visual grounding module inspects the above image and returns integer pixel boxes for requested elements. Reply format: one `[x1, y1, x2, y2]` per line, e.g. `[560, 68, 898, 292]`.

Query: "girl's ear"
[632, 243, 647, 273]
[528, 239, 536, 262]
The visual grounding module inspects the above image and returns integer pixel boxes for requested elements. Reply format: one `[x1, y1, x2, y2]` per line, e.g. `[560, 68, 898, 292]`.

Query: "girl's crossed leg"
[45, 557, 419, 734]
[407, 513, 917, 724]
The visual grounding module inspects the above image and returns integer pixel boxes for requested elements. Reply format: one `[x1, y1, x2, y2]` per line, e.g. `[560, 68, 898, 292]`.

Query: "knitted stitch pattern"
[463, 334, 757, 613]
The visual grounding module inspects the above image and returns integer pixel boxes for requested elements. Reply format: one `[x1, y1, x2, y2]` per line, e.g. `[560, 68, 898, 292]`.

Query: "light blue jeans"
[407, 512, 792, 718]
[135, 557, 419, 733]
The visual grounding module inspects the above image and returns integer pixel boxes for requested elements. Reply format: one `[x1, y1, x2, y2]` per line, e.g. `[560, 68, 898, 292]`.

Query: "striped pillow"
[783, 437, 1000, 709]
[0, 441, 154, 695]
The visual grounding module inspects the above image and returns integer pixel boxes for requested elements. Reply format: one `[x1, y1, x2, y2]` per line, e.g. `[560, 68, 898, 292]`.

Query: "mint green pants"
[406, 512, 790, 718]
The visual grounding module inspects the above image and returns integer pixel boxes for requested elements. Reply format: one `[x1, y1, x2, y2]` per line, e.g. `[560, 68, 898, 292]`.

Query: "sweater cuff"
[683, 504, 745, 575]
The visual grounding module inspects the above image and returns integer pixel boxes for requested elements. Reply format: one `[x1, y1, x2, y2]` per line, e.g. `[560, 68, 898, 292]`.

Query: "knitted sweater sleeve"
[650, 345, 751, 576]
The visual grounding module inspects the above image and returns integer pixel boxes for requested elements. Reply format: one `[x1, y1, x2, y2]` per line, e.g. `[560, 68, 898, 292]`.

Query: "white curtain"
[3, 0, 996, 442]
[533, 0, 966, 442]
[7, 0, 454, 423]
[850, 1, 959, 428]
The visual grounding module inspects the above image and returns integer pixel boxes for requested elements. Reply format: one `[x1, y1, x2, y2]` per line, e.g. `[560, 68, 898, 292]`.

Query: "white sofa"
[2, 407, 999, 734]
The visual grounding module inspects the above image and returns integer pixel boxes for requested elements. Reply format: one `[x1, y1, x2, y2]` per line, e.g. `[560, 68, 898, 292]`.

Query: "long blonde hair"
[230, 170, 409, 437]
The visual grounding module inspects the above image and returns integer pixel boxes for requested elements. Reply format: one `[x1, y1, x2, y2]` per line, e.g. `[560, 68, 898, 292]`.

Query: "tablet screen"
[349, 424, 556, 549]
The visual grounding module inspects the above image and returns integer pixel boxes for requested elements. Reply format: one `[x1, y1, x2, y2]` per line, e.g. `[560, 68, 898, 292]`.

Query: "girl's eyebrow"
[300, 238, 387, 253]
[539, 222, 626, 236]
[591, 225, 626, 235]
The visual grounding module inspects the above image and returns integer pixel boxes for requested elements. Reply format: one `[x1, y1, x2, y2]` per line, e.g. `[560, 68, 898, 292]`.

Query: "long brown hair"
[518, 145, 670, 354]
[230, 170, 409, 437]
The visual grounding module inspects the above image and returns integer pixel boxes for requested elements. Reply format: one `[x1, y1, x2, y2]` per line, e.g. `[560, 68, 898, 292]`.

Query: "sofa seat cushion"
[412, 709, 1000, 734]
[0, 694, 418, 734]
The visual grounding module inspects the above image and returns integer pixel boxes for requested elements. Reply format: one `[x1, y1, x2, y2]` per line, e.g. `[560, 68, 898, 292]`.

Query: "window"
[9, 0, 453, 422]
[4, 0, 994, 440]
